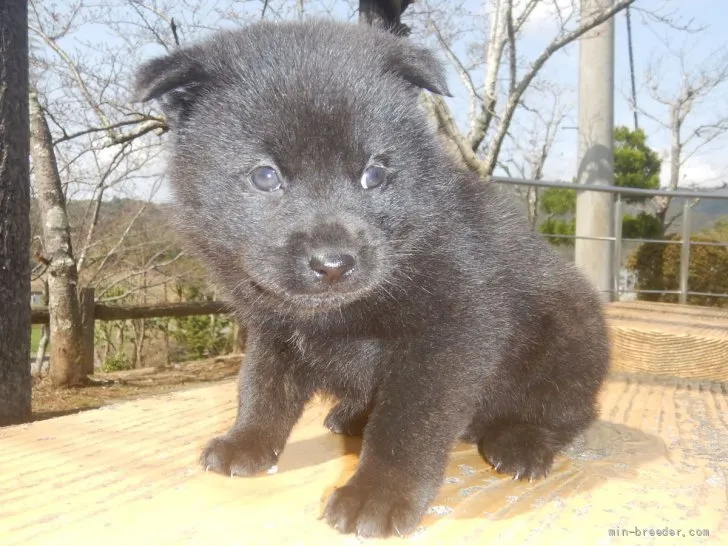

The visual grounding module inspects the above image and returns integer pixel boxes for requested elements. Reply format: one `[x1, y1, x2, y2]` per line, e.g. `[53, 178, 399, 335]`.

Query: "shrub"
[627, 230, 728, 307]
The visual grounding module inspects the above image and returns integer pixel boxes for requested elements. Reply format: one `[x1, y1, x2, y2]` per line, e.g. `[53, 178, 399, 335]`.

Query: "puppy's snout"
[309, 253, 356, 283]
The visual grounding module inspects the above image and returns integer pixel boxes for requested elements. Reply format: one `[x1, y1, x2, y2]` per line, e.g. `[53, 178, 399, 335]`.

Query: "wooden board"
[1, 376, 726, 545]
[606, 302, 728, 382]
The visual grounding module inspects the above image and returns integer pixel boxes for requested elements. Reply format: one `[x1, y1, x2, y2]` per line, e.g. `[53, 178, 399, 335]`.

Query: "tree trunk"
[132, 318, 146, 368]
[668, 103, 682, 192]
[163, 282, 170, 364]
[35, 326, 50, 374]
[0, 0, 32, 426]
[79, 287, 96, 374]
[468, 0, 510, 151]
[28, 92, 86, 387]
[652, 102, 684, 235]
[34, 279, 50, 375]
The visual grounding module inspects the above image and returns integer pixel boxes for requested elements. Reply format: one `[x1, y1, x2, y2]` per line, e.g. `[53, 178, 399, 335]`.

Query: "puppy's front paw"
[200, 431, 279, 477]
[322, 483, 424, 538]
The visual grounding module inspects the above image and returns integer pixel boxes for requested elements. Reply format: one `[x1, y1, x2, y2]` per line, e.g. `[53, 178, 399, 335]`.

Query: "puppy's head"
[134, 20, 453, 312]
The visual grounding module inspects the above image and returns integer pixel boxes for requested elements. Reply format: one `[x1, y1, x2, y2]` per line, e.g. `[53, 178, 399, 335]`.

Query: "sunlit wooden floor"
[1, 372, 726, 545]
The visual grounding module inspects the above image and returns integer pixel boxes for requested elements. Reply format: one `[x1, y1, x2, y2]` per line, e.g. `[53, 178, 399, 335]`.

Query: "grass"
[30, 325, 44, 354]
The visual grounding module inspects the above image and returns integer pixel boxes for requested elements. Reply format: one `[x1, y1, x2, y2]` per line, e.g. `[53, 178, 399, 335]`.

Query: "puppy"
[134, 20, 610, 538]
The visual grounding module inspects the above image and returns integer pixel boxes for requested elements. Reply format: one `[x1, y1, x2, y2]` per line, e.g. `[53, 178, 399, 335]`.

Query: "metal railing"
[490, 176, 728, 304]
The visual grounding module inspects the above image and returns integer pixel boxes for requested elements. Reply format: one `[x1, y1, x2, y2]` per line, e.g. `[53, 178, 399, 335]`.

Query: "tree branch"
[420, 93, 490, 178]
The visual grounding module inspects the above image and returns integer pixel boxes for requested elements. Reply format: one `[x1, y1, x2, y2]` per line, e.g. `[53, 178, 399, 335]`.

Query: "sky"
[613, 0, 728, 188]
[49, 0, 728, 200]
[431, 0, 728, 188]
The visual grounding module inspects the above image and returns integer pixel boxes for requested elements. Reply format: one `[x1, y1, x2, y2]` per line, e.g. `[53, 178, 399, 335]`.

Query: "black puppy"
[134, 20, 610, 538]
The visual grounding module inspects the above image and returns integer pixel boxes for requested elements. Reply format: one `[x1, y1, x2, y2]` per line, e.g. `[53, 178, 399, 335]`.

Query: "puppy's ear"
[387, 44, 452, 97]
[133, 51, 211, 126]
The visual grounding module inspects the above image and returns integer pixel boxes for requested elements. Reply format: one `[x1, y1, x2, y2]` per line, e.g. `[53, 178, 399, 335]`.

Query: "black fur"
[134, 20, 610, 538]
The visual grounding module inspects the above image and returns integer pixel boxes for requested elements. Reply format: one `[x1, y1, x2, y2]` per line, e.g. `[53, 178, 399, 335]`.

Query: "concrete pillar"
[575, 0, 616, 302]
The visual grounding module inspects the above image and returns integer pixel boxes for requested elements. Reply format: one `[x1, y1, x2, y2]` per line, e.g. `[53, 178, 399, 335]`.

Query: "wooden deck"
[606, 301, 728, 382]
[2, 372, 727, 545]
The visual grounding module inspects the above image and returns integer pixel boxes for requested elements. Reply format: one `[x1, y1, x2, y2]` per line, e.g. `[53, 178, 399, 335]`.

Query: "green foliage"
[539, 126, 663, 246]
[539, 187, 576, 216]
[537, 185, 577, 246]
[539, 217, 576, 246]
[613, 126, 661, 202]
[621, 212, 664, 240]
[171, 315, 232, 360]
[30, 325, 43, 354]
[102, 351, 133, 372]
[171, 284, 233, 360]
[627, 220, 728, 307]
[712, 216, 728, 232]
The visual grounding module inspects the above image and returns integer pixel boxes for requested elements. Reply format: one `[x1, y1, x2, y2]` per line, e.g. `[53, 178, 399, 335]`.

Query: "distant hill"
[665, 187, 728, 233]
[30, 196, 207, 297]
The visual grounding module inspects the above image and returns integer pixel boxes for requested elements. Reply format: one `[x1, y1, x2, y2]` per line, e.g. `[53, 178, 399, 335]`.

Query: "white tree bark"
[29, 92, 86, 388]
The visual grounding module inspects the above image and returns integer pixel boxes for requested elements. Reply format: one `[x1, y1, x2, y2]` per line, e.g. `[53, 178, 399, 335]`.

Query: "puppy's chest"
[288, 328, 390, 394]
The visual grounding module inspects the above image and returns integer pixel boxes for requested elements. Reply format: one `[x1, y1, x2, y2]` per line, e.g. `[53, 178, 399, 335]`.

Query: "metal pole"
[678, 200, 692, 305]
[625, 6, 639, 130]
[575, 0, 615, 303]
[613, 195, 623, 300]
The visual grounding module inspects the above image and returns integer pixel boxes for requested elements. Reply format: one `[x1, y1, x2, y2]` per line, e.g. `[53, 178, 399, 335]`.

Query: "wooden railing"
[31, 288, 234, 374]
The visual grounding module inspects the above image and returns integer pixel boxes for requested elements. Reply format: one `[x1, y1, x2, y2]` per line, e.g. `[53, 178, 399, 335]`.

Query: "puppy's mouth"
[244, 245, 388, 312]
[249, 280, 373, 312]
[287, 292, 368, 311]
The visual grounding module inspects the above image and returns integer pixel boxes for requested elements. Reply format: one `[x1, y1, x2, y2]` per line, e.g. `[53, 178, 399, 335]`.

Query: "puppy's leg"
[324, 401, 370, 436]
[477, 399, 598, 481]
[322, 364, 470, 538]
[201, 334, 310, 476]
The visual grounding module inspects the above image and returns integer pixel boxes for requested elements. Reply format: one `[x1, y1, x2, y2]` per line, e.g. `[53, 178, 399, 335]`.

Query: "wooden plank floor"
[1, 375, 727, 545]
[607, 302, 728, 381]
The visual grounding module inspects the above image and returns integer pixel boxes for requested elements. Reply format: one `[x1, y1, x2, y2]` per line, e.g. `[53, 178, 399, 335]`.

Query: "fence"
[31, 289, 233, 373]
[490, 176, 728, 304]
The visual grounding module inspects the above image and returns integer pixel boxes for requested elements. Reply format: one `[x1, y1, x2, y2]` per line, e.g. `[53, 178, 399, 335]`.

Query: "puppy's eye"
[249, 166, 282, 192]
[361, 166, 386, 189]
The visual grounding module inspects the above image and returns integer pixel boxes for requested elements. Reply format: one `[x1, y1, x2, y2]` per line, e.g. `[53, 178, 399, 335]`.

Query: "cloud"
[517, 0, 578, 34]
[661, 157, 727, 188]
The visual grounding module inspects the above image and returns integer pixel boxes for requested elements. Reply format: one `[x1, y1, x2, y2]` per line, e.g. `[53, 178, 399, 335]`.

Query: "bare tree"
[636, 47, 728, 229]
[500, 83, 570, 228]
[29, 92, 87, 387]
[415, 0, 636, 178]
[0, 0, 32, 425]
[26, 1, 183, 376]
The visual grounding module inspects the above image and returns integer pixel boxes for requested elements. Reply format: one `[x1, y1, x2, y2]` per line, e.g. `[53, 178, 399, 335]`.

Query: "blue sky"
[425, 0, 728, 187]
[614, 0, 728, 188]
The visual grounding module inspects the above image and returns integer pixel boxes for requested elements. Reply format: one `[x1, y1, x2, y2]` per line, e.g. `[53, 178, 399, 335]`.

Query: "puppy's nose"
[309, 253, 356, 283]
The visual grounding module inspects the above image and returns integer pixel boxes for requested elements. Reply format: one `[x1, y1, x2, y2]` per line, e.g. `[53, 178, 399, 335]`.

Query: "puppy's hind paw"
[323, 403, 369, 437]
[478, 423, 564, 481]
